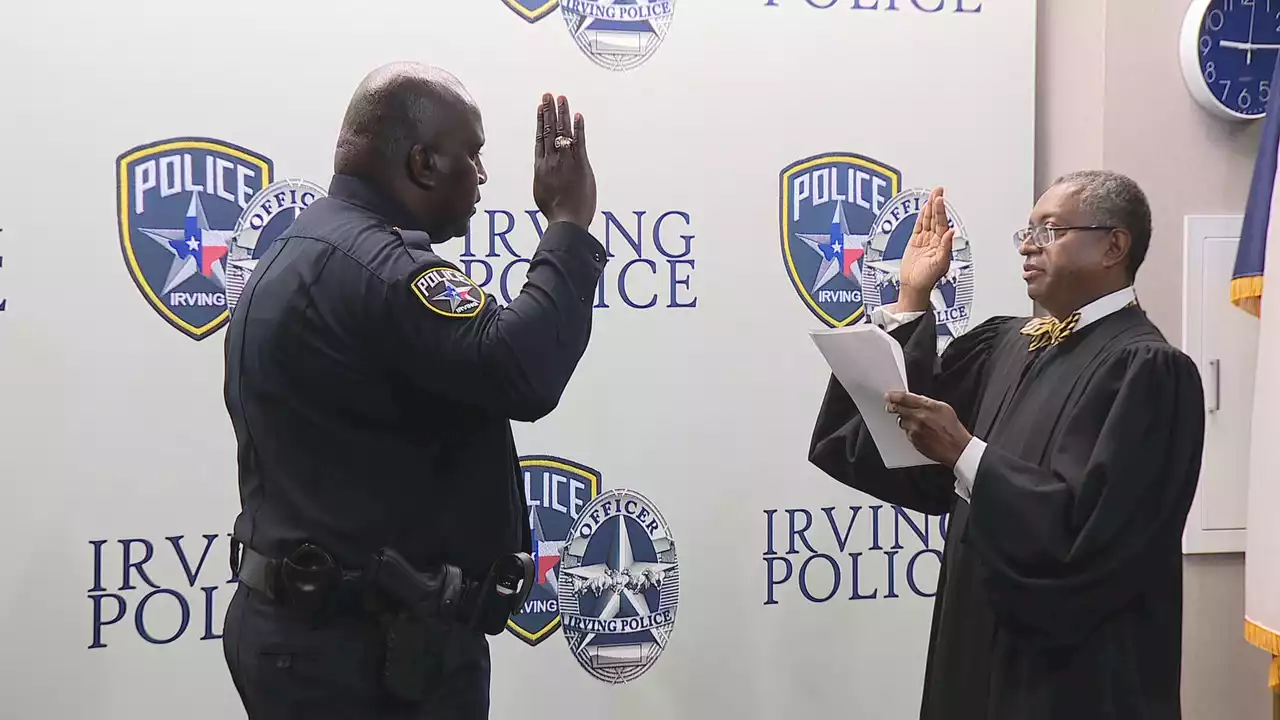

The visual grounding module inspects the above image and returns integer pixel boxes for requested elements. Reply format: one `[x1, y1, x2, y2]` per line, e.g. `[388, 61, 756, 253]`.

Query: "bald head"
[334, 61, 478, 178]
[331, 62, 488, 240]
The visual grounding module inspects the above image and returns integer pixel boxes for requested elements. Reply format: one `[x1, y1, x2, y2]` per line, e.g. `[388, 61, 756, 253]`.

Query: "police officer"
[220, 61, 604, 719]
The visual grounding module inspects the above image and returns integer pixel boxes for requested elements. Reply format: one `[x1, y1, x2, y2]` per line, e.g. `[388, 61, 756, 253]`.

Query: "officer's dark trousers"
[223, 583, 491, 720]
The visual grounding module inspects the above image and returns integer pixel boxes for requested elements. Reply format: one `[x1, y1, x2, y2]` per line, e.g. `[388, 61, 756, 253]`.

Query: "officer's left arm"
[385, 222, 606, 421]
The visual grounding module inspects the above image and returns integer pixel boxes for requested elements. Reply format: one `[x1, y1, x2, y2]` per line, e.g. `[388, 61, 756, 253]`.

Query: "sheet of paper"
[809, 324, 936, 469]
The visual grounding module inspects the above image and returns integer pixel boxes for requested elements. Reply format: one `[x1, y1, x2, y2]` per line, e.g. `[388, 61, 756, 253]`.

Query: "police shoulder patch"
[410, 266, 486, 318]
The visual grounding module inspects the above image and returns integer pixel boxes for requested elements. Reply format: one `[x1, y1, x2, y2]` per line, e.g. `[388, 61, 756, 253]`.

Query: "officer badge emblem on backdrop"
[500, 0, 677, 72]
[779, 153, 903, 328]
[507, 456, 602, 646]
[558, 488, 679, 683]
[116, 137, 273, 340]
[226, 179, 328, 313]
[861, 188, 974, 353]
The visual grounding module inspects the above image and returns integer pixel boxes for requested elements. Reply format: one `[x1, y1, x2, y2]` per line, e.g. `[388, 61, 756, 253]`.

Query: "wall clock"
[1180, 0, 1280, 121]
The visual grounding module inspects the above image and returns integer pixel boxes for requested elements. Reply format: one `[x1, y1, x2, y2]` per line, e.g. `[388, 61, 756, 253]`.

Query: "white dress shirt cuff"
[952, 437, 987, 502]
[869, 305, 926, 331]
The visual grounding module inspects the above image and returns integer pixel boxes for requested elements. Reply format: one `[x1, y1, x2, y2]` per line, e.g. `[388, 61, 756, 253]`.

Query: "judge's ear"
[1101, 228, 1132, 272]
[406, 144, 438, 191]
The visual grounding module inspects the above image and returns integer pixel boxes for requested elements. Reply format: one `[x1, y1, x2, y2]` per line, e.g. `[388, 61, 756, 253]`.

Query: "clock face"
[1196, 0, 1280, 117]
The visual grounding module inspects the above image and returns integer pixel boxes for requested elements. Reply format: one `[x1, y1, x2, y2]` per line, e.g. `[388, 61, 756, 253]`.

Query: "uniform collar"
[327, 173, 422, 231]
[1072, 285, 1137, 332]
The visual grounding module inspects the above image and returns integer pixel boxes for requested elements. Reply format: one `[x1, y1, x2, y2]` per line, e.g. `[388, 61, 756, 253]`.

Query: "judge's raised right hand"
[897, 186, 955, 312]
[533, 93, 597, 231]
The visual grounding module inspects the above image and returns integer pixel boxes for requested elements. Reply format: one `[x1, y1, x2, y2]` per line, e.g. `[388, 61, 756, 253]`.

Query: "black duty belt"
[229, 539, 534, 636]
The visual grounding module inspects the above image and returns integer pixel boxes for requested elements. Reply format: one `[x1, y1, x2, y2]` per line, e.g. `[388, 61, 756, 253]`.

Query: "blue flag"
[1234, 53, 1280, 317]
[1238, 48, 1280, 694]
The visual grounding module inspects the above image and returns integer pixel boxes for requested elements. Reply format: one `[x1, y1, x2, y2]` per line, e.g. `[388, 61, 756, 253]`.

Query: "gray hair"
[1049, 170, 1152, 278]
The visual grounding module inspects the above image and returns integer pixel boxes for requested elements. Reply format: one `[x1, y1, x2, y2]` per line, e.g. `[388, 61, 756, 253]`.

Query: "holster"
[366, 547, 466, 623]
[365, 548, 535, 703]
[379, 609, 449, 703]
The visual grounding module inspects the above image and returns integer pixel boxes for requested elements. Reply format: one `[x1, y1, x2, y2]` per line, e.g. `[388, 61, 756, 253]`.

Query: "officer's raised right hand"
[533, 93, 597, 231]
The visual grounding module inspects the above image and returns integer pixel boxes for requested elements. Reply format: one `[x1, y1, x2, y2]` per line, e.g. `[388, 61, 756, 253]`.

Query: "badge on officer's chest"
[411, 266, 486, 318]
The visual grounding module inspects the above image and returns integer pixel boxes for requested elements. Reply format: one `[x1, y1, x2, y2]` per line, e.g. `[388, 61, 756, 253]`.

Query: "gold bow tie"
[1021, 312, 1081, 352]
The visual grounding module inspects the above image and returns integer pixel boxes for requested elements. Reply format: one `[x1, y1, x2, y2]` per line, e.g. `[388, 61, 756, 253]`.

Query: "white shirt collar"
[1072, 286, 1136, 331]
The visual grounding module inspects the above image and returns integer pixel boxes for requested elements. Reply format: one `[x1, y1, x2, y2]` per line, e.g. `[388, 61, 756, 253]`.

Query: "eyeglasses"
[1012, 224, 1117, 249]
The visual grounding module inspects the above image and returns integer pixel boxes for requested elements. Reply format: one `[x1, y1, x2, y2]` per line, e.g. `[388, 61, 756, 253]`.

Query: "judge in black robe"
[809, 175, 1205, 720]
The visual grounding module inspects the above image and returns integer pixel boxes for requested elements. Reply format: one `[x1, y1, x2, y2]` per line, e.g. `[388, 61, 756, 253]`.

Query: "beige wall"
[1037, 0, 1274, 716]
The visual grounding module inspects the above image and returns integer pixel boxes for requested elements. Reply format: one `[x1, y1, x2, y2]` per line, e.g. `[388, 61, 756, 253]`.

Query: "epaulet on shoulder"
[388, 225, 430, 242]
[388, 226, 436, 254]
[386, 226, 450, 277]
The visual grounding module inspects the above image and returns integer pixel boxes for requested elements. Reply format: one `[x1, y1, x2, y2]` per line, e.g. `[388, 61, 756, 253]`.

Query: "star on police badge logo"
[117, 137, 273, 340]
[780, 153, 902, 327]
[411, 266, 486, 318]
[226, 179, 327, 313]
[558, 488, 679, 683]
[508, 455, 602, 647]
[862, 188, 975, 353]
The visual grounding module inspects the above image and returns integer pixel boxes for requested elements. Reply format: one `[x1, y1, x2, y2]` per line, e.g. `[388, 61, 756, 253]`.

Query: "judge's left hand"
[885, 391, 972, 468]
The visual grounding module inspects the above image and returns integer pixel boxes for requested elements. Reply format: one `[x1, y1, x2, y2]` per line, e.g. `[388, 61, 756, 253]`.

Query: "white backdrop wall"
[0, 1, 1034, 718]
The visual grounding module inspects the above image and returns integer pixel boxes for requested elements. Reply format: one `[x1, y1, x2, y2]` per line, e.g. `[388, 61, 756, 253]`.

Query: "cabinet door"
[1182, 216, 1257, 554]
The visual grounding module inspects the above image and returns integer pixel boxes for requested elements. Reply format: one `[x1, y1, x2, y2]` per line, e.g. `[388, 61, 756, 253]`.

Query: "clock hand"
[1248, 0, 1258, 64]
[1221, 40, 1280, 50]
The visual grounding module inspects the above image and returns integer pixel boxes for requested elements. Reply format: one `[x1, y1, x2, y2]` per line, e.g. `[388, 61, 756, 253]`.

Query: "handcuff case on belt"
[467, 552, 535, 635]
[278, 543, 342, 615]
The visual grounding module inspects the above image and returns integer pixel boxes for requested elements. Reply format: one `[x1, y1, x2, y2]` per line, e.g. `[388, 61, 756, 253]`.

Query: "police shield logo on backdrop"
[780, 153, 901, 327]
[558, 488, 678, 683]
[502, 0, 559, 22]
[862, 188, 974, 352]
[508, 455, 602, 647]
[226, 179, 327, 313]
[117, 137, 273, 340]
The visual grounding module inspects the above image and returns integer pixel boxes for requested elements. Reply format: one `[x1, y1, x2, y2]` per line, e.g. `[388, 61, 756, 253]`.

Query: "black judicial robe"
[809, 305, 1205, 720]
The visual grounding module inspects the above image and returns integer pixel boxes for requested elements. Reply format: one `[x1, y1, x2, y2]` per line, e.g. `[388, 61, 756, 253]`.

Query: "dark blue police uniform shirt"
[223, 174, 607, 578]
